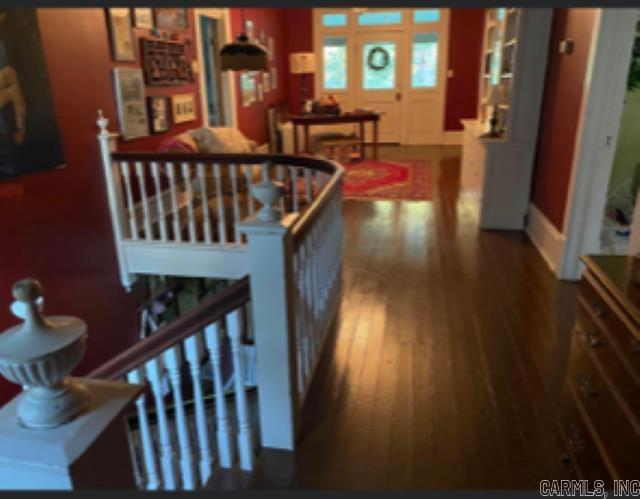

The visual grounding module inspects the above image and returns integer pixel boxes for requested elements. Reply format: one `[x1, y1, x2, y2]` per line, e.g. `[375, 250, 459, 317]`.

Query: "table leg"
[359, 122, 365, 160]
[293, 124, 299, 155]
[373, 120, 379, 161]
[304, 125, 311, 154]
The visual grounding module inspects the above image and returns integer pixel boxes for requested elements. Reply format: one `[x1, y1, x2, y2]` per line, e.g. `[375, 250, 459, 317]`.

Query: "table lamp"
[486, 84, 506, 137]
[289, 52, 316, 114]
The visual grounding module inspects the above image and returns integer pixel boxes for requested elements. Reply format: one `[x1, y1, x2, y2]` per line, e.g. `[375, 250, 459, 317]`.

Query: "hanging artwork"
[107, 8, 136, 62]
[263, 72, 271, 93]
[113, 68, 149, 140]
[154, 8, 189, 30]
[267, 36, 274, 60]
[147, 96, 169, 133]
[0, 9, 64, 181]
[245, 20, 254, 41]
[240, 73, 255, 107]
[133, 8, 154, 29]
[271, 66, 278, 90]
[171, 93, 197, 124]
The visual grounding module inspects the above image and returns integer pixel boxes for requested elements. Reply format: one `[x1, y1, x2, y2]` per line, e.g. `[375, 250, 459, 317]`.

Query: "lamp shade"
[289, 52, 316, 74]
[220, 33, 269, 72]
[487, 84, 505, 106]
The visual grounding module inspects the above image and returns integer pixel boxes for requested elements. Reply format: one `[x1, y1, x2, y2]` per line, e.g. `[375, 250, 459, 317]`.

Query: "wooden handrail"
[111, 152, 339, 175]
[89, 276, 251, 381]
[292, 160, 344, 245]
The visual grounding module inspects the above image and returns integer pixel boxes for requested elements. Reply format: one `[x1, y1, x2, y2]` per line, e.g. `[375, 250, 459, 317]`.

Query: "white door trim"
[194, 8, 237, 128]
[558, 8, 638, 280]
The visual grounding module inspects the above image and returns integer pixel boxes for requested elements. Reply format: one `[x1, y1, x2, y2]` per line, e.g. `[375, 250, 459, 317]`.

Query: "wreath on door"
[367, 46, 390, 71]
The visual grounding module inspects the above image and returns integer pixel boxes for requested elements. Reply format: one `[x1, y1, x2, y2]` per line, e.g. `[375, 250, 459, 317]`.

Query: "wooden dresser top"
[581, 255, 640, 331]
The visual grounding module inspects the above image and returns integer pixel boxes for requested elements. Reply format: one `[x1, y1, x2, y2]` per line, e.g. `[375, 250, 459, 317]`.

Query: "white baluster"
[276, 165, 285, 214]
[120, 161, 138, 240]
[244, 164, 255, 216]
[315, 170, 325, 192]
[289, 166, 299, 212]
[135, 161, 153, 240]
[184, 333, 213, 485]
[227, 310, 254, 471]
[203, 320, 235, 468]
[196, 163, 212, 244]
[213, 164, 227, 244]
[182, 162, 197, 243]
[230, 165, 241, 244]
[166, 162, 181, 242]
[145, 358, 178, 490]
[163, 346, 197, 490]
[294, 252, 306, 396]
[151, 162, 168, 242]
[304, 168, 313, 203]
[126, 426, 144, 488]
[128, 368, 161, 490]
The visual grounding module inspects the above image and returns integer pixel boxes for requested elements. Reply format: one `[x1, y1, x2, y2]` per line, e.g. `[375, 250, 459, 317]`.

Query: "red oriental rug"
[342, 159, 432, 201]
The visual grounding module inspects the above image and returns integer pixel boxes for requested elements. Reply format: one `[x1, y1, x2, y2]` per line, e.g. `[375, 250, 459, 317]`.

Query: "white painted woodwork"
[127, 368, 161, 490]
[203, 321, 235, 468]
[461, 9, 553, 230]
[145, 358, 178, 490]
[289, 166, 299, 213]
[213, 163, 227, 244]
[227, 310, 255, 470]
[121, 162, 138, 240]
[0, 378, 141, 490]
[197, 163, 213, 244]
[151, 162, 169, 242]
[182, 162, 197, 243]
[230, 165, 242, 244]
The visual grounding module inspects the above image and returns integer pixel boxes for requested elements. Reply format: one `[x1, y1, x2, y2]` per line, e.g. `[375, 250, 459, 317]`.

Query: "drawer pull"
[580, 329, 601, 348]
[578, 373, 597, 399]
[567, 423, 585, 454]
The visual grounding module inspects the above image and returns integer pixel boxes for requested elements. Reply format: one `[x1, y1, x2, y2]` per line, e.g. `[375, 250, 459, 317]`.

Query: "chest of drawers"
[558, 256, 640, 484]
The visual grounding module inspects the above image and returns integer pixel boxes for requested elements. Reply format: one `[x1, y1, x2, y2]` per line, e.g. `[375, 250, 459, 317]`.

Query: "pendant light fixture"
[220, 9, 269, 72]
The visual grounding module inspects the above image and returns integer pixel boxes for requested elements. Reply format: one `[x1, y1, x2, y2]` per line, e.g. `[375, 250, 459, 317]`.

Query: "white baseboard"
[442, 131, 463, 146]
[526, 203, 566, 274]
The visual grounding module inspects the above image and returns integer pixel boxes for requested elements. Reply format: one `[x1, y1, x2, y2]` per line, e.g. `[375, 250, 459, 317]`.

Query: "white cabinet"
[461, 8, 553, 230]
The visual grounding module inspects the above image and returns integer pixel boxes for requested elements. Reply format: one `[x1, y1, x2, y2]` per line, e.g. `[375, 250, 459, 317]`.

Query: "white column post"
[238, 162, 300, 450]
[96, 109, 136, 291]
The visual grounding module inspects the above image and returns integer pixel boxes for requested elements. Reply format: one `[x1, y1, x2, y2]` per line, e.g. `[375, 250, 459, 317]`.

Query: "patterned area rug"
[342, 159, 432, 200]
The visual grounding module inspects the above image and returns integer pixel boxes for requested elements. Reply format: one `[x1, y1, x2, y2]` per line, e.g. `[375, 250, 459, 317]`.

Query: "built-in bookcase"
[479, 7, 520, 136]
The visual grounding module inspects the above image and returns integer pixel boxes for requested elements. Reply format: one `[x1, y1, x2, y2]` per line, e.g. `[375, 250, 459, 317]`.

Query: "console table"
[290, 112, 381, 160]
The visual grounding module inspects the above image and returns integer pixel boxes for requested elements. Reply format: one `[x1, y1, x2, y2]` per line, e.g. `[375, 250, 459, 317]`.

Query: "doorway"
[194, 8, 237, 129]
[313, 8, 449, 145]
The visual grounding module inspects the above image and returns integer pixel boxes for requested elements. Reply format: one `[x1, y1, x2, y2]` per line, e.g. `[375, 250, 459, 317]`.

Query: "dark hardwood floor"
[251, 145, 579, 489]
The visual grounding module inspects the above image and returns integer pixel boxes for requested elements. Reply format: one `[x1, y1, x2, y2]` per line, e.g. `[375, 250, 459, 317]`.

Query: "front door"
[355, 31, 404, 143]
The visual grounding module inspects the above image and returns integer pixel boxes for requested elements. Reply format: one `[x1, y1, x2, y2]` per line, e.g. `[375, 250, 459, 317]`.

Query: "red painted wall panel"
[283, 9, 314, 116]
[229, 8, 291, 144]
[444, 9, 485, 131]
[531, 8, 597, 232]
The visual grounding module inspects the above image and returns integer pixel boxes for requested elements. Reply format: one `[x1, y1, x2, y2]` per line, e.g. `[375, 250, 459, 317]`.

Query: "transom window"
[413, 9, 440, 24]
[358, 11, 403, 26]
[322, 13, 347, 27]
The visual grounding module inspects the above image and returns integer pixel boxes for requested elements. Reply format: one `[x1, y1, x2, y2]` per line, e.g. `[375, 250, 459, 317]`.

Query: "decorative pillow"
[190, 127, 223, 153]
[158, 133, 197, 153]
[206, 127, 254, 153]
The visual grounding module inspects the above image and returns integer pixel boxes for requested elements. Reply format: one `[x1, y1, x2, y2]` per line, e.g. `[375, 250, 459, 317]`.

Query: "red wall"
[444, 9, 485, 131]
[229, 8, 291, 144]
[530, 8, 597, 232]
[283, 9, 314, 115]
[0, 8, 144, 403]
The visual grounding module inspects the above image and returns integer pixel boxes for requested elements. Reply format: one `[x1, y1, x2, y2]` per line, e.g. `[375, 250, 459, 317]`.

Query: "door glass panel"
[358, 11, 402, 26]
[322, 13, 347, 27]
[412, 33, 438, 88]
[323, 36, 347, 89]
[413, 9, 440, 23]
[363, 42, 396, 90]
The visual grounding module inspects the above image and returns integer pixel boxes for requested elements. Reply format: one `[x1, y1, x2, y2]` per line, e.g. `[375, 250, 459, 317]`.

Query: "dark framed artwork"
[147, 96, 169, 133]
[154, 8, 189, 30]
[107, 8, 136, 62]
[171, 93, 196, 124]
[0, 9, 64, 181]
[113, 68, 149, 140]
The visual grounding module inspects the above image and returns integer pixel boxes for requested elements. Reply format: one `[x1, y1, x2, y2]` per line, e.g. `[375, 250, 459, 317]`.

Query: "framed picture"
[263, 72, 271, 93]
[271, 66, 278, 90]
[171, 93, 197, 123]
[240, 72, 255, 107]
[107, 8, 136, 62]
[0, 9, 64, 181]
[257, 81, 264, 102]
[154, 8, 189, 30]
[245, 20, 254, 40]
[147, 96, 169, 133]
[113, 68, 149, 140]
[133, 8, 153, 29]
[267, 36, 274, 60]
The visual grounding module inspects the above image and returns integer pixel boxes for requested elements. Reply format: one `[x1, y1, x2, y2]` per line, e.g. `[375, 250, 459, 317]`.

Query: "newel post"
[96, 110, 136, 291]
[238, 162, 299, 451]
[0, 279, 142, 489]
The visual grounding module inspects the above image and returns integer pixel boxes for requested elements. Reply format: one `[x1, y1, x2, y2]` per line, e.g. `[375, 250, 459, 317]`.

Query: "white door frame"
[194, 8, 237, 128]
[559, 8, 639, 280]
